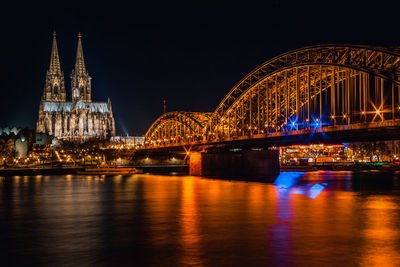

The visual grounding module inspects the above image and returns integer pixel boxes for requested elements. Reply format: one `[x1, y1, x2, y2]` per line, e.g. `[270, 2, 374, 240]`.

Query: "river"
[1, 171, 400, 266]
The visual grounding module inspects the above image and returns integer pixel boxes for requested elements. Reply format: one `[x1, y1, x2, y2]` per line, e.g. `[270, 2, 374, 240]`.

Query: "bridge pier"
[189, 149, 280, 178]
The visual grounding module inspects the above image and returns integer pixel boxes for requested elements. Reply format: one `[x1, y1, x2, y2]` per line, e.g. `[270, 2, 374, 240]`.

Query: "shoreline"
[0, 165, 399, 176]
[0, 167, 85, 176]
[0, 166, 138, 176]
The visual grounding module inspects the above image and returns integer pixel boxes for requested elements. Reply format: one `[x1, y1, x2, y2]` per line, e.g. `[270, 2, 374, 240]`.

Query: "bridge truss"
[145, 45, 400, 146]
[145, 112, 211, 146]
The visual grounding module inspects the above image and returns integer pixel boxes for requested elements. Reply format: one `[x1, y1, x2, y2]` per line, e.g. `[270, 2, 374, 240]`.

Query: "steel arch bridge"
[145, 45, 400, 147]
[145, 112, 211, 145]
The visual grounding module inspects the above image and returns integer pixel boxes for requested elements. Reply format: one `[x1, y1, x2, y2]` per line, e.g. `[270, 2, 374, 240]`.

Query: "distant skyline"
[1, 0, 398, 135]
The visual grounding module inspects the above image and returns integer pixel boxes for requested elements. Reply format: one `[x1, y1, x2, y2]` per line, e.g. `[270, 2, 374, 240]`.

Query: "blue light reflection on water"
[273, 172, 303, 189]
[273, 171, 327, 199]
[307, 184, 325, 199]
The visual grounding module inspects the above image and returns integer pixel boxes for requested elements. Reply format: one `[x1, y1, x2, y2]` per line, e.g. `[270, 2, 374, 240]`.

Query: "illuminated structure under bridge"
[110, 136, 145, 147]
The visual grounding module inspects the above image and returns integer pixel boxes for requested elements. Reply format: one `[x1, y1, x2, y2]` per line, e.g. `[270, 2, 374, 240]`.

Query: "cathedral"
[36, 33, 115, 142]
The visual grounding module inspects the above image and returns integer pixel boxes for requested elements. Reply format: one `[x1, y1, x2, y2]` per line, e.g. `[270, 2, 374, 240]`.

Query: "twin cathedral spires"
[43, 32, 91, 103]
[37, 32, 115, 140]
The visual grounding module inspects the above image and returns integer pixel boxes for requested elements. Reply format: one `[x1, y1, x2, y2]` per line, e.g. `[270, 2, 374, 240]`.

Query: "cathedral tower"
[37, 32, 115, 141]
[42, 32, 66, 102]
[71, 33, 92, 102]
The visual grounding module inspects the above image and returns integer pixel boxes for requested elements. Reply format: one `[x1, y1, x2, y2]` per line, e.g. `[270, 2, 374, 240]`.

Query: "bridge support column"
[189, 149, 280, 178]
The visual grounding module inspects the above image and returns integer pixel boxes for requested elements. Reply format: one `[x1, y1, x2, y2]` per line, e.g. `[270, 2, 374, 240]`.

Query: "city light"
[2, 10, 400, 267]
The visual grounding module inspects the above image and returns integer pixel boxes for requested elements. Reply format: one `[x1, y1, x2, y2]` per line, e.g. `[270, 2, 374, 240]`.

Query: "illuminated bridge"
[137, 45, 400, 177]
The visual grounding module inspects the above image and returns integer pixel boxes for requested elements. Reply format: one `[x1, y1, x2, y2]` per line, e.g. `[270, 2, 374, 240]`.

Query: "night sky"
[0, 0, 397, 135]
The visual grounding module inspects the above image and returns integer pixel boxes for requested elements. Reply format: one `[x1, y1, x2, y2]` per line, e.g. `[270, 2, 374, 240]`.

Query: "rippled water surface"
[1, 172, 400, 266]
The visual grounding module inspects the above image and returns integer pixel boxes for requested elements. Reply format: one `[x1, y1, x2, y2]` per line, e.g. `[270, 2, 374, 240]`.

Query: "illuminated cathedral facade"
[36, 33, 115, 141]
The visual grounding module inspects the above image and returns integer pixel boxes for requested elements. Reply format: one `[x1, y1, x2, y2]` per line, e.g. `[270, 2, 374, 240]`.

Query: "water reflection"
[361, 196, 400, 266]
[0, 172, 400, 266]
[274, 171, 327, 199]
[274, 171, 303, 189]
[180, 177, 203, 266]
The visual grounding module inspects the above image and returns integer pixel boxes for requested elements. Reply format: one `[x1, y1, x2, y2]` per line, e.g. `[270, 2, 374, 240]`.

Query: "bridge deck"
[139, 120, 400, 151]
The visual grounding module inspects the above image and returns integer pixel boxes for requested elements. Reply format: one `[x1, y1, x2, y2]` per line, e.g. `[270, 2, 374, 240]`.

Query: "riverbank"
[1, 164, 399, 176]
[281, 163, 400, 172]
[0, 167, 85, 176]
[0, 167, 138, 176]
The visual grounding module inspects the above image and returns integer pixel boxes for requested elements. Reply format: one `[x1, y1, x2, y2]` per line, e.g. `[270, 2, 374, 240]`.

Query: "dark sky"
[0, 0, 398, 135]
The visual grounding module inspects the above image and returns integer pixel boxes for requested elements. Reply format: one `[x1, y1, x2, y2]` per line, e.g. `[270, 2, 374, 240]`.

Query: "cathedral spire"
[71, 33, 92, 102]
[49, 31, 61, 74]
[42, 32, 66, 102]
[74, 32, 86, 75]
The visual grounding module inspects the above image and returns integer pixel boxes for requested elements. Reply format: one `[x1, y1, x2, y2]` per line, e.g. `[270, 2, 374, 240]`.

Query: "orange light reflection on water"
[361, 196, 400, 266]
[180, 176, 203, 266]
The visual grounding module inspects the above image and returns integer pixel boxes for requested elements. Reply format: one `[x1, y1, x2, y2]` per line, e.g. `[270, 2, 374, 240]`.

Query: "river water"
[1, 172, 400, 266]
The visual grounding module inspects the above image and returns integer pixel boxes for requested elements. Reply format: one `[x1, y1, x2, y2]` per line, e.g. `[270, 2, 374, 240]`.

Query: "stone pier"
[189, 149, 280, 178]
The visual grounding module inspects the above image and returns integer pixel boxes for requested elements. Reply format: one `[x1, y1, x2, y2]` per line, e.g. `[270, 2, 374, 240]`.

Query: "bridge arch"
[208, 45, 400, 139]
[145, 112, 211, 145]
